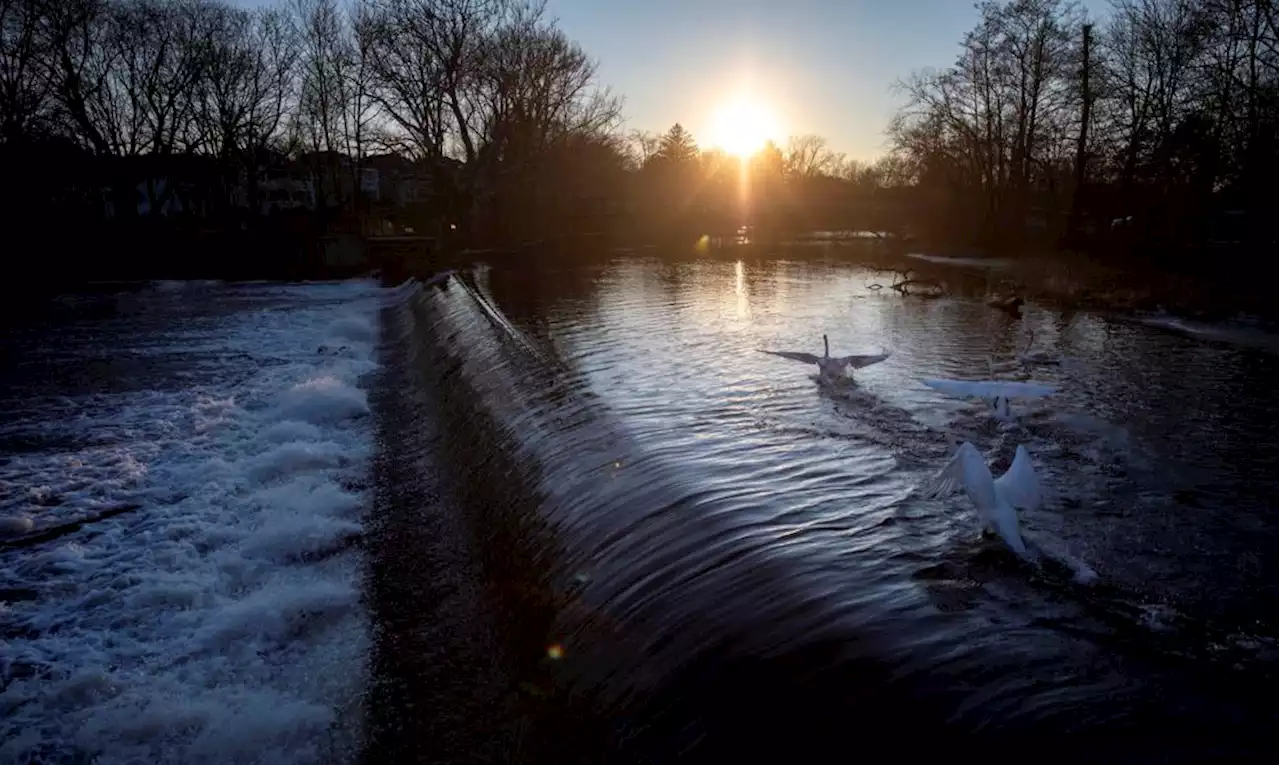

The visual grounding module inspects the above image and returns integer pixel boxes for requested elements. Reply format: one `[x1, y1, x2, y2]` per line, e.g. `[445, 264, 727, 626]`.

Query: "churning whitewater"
[1, 280, 400, 764]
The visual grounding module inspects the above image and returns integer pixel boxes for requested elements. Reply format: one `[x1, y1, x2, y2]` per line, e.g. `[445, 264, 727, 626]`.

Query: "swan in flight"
[760, 334, 890, 380]
[1018, 329, 1061, 366]
[921, 378, 1056, 422]
[921, 441, 1042, 558]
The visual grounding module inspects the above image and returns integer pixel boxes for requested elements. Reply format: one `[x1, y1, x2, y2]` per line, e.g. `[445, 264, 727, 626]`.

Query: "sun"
[708, 97, 781, 158]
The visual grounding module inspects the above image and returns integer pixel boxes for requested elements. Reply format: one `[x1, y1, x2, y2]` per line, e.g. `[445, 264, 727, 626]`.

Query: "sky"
[233, 0, 1112, 162]
[550, 0, 1112, 160]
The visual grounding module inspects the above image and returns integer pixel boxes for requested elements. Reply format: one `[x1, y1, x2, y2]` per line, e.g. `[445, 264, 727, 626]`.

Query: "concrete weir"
[361, 277, 622, 764]
[361, 285, 515, 763]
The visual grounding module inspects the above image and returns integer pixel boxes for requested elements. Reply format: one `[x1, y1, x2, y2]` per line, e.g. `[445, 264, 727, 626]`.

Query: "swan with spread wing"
[760, 334, 891, 381]
[921, 441, 1043, 559]
[921, 377, 1056, 422]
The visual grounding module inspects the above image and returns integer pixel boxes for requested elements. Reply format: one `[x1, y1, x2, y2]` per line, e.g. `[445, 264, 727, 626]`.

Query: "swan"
[1017, 329, 1061, 366]
[921, 441, 1042, 558]
[760, 334, 891, 380]
[921, 378, 1056, 422]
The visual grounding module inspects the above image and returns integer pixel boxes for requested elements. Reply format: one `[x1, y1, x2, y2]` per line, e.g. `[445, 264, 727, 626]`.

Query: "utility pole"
[1067, 22, 1094, 247]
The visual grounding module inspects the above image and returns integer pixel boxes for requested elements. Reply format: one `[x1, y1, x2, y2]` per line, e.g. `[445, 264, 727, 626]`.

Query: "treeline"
[0, 0, 621, 246]
[0, 0, 910, 253]
[888, 0, 1277, 259]
[614, 125, 914, 240]
[2, 0, 1272, 269]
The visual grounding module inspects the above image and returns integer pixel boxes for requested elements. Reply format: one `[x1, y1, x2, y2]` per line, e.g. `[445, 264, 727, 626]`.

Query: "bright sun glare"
[708, 98, 780, 158]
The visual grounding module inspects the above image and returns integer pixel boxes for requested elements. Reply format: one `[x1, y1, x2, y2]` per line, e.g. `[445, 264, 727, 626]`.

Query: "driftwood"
[0, 504, 142, 552]
[890, 278, 945, 294]
[866, 266, 910, 291]
[867, 267, 945, 296]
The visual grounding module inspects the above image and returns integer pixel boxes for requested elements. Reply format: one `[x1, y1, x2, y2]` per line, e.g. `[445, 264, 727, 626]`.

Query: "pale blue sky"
[232, 0, 1110, 160]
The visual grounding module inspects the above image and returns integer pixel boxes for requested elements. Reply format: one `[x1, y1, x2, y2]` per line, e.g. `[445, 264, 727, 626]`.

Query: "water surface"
[3, 259, 1274, 763]
[401, 252, 1275, 759]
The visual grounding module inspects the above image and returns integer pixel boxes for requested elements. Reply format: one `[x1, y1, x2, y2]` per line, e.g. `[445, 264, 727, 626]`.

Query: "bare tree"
[339, 0, 377, 204]
[465, 0, 619, 238]
[43, 0, 121, 156]
[0, 0, 49, 143]
[1100, 0, 1203, 189]
[293, 0, 349, 206]
[784, 134, 843, 177]
[472, 2, 620, 169]
[193, 3, 299, 214]
[360, 0, 502, 161]
[111, 0, 210, 157]
[44, 0, 216, 215]
[627, 128, 660, 168]
[890, 0, 1081, 243]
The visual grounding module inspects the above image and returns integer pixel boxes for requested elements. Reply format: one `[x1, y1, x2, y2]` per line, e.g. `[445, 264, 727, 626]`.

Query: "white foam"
[263, 420, 325, 444]
[327, 315, 377, 345]
[274, 376, 371, 425]
[0, 278, 386, 764]
[244, 441, 352, 483]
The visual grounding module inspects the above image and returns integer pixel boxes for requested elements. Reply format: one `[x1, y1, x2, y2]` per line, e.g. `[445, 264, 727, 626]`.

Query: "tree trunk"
[1067, 23, 1093, 245]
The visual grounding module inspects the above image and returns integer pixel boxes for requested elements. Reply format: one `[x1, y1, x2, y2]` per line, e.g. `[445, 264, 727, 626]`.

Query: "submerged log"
[0, 504, 142, 552]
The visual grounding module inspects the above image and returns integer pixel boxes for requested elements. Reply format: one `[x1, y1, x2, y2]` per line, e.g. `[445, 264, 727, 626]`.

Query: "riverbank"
[831, 242, 1278, 328]
[7, 223, 378, 326]
[996, 252, 1275, 325]
[13, 224, 1272, 335]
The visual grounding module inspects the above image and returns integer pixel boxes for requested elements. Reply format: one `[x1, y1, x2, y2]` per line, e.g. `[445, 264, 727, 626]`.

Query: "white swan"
[921, 442, 1042, 558]
[760, 334, 890, 380]
[1018, 329, 1061, 366]
[921, 378, 1056, 422]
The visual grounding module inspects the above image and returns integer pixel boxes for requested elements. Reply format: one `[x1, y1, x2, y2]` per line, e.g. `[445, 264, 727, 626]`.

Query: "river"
[1, 250, 1275, 763]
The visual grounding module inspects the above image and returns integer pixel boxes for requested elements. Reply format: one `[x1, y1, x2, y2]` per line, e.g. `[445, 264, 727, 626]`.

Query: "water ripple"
[387, 255, 1275, 759]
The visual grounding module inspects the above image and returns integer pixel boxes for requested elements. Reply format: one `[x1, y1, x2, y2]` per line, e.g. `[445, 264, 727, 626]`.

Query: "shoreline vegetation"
[3, 0, 1274, 324]
[16, 230, 1277, 332]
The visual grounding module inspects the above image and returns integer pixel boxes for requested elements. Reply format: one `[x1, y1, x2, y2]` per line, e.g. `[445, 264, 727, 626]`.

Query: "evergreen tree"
[654, 123, 699, 165]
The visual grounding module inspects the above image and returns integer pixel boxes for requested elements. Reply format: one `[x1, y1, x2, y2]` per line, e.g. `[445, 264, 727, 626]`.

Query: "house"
[258, 176, 314, 215]
[359, 167, 379, 200]
[364, 153, 459, 209]
[96, 154, 221, 221]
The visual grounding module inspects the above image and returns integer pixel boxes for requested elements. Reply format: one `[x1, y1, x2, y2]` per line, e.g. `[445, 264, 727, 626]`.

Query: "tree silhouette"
[784, 134, 843, 178]
[654, 122, 698, 166]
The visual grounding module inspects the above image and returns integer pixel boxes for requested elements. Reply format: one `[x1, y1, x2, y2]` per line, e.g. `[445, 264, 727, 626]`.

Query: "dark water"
[375, 252, 1276, 761]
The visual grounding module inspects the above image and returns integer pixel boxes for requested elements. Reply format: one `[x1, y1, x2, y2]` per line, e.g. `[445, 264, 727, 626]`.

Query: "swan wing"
[922, 378, 1057, 400]
[834, 352, 891, 369]
[994, 444, 1043, 512]
[759, 349, 822, 365]
[920, 441, 981, 500]
[992, 507, 1030, 556]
